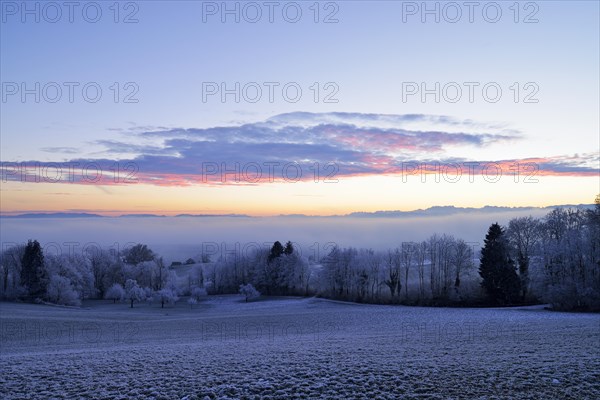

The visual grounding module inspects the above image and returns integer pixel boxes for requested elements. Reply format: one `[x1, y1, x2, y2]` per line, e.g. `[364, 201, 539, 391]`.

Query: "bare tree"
[401, 242, 415, 300]
[428, 234, 439, 298]
[451, 239, 473, 300]
[415, 241, 427, 300]
[367, 250, 382, 302]
[384, 249, 401, 301]
[507, 216, 540, 300]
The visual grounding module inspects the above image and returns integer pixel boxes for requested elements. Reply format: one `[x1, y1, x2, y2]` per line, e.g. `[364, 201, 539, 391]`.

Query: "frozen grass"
[1, 296, 599, 399]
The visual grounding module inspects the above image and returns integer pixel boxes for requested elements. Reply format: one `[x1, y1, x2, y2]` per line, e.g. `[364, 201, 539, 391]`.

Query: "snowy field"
[1, 297, 599, 399]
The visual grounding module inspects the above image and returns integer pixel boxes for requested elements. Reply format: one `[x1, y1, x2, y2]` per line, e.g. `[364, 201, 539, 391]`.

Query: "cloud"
[264, 111, 515, 132]
[98, 111, 519, 162]
[40, 147, 80, 154]
[93, 140, 173, 156]
[1, 112, 597, 186]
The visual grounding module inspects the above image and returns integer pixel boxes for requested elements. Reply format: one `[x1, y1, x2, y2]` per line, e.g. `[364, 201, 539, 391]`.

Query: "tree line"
[1, 197, 598, 311]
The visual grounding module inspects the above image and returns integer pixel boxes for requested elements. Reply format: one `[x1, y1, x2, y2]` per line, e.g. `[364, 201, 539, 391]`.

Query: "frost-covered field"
[1, 297, 599, 399]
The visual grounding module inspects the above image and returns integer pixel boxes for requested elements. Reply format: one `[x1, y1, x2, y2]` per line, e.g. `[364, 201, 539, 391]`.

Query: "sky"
[1, 0, 599, 216]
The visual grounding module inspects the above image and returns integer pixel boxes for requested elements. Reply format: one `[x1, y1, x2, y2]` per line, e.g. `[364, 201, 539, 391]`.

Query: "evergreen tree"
[268, 241, 284, 264]
[20, 239, 46, 298]
[479, 223, 521, 304]
[284, 241, 294, 255]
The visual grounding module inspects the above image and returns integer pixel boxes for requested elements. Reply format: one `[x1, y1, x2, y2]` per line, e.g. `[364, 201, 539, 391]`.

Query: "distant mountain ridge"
[1, 204, 593, 219]
[174, 214, 251, 218]
[342, 204, 595, 218]
[0, 212, 105, 219]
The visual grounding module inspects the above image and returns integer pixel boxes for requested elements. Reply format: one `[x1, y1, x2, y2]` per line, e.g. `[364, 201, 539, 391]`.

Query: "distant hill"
[174, 214, 251, 218]
[343, 204, 594, 218]
[1, 204, 593, 219]
[118, 214, 167, 218]
[0, 212, 104, 219]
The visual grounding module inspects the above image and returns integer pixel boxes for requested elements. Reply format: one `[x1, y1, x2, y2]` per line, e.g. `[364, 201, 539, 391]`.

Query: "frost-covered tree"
[46, 275, 81, 306]
[144, 287, 155, 306]
[428, 234, 440, 299]
[400, 242, 415, 300]
[451, 239, 474, 300]
[204, 242, 311, 297]
[84, 246, 105, 286]
[0, 244, 26, 299]
[124, 279, 145, 308]
[188, 264, 205, 292]
[44, 253, 95, 300]
[321, 246, 345, 298]
[384, 249, 401, 301]
[538, 203, 600, 310]
[187, 297, 198, 308]
[588, 195, 600, 263]
[156, 288, 179, 308]
[85, 247, 120, 298]
[93, 249, 126, 297]
[479, 223, 521, 305]
[239, 283, 260, 302]
[422, 234, 456, 301]
[190, 286, 208, 302]
[415, 241, 428, 300]
[366, 250, 383, 302]
[104, 283, 125, 303]
[278, 252, 309, 295]
[154, 271, 180, 308]
[507, 216, 540, 301]
[153, 257, 166, 290]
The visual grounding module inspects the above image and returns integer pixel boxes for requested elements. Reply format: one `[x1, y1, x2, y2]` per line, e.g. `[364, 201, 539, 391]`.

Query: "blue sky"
[1, 1, 598, 215]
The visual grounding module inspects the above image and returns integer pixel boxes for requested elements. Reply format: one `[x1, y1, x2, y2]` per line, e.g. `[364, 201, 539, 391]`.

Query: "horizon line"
[0, 203, 594, 219]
